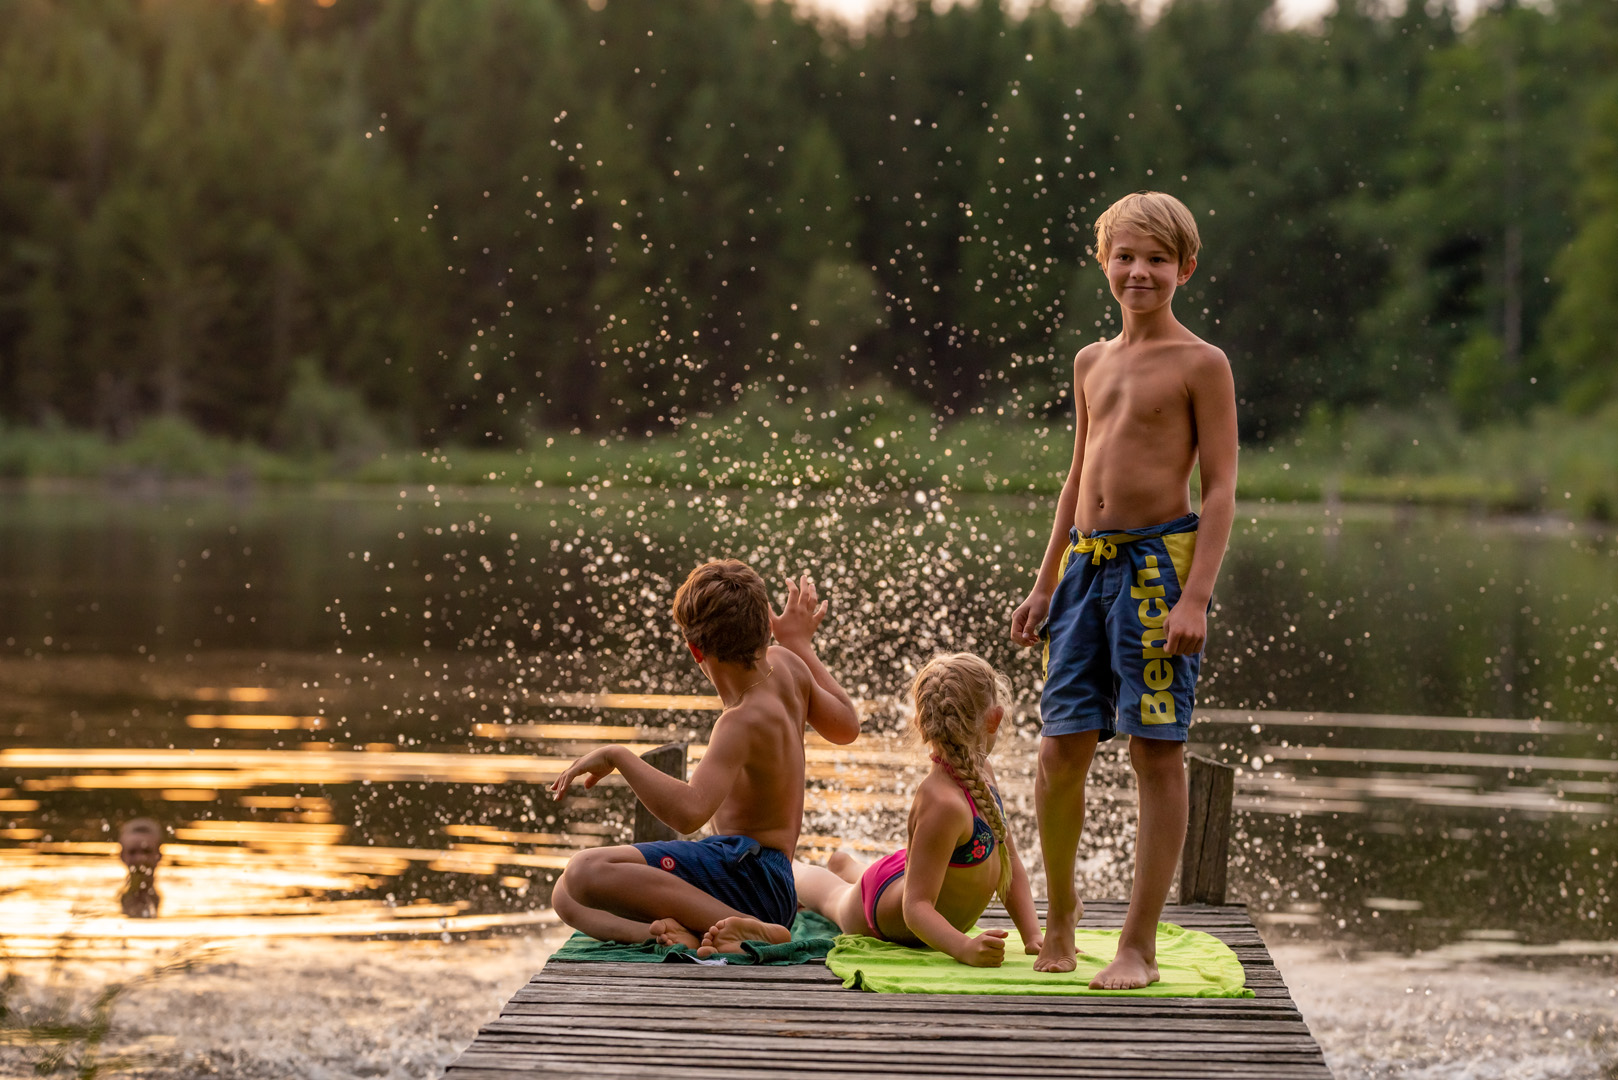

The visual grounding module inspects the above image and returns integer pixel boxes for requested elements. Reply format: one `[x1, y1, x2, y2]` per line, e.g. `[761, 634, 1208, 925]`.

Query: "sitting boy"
[550, 560, 861, 950]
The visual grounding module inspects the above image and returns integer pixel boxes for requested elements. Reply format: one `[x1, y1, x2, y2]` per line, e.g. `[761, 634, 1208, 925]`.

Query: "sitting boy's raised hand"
[770, 573, 827, 647]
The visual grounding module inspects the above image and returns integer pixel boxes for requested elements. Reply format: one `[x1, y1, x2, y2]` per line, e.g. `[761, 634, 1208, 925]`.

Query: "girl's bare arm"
[901, 790, 1007, 966]
[1001, 832, 1044, 951]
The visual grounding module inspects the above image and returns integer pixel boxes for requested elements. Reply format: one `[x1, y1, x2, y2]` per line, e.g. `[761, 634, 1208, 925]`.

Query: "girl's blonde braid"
[912, 653, 1014, 899]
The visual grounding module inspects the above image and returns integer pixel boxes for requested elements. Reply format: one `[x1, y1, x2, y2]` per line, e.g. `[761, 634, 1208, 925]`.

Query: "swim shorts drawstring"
[1071, 533, 1139, 565]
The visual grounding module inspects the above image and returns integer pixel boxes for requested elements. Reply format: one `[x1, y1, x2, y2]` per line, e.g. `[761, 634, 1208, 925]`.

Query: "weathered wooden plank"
[458, 1044, 1332, 1068]
[453, 1054, 1333, 1076]
[458, 1050, 1333, 1078]
[457, 1042, 1330, 1066]
[448, 1061, 1332, 1080]
[465, 1024, 1326, 1055]
[503, 991, 1302, 1019]
[483, 1012, 1318, 1041]
[493, 1002, 1310, 1032]
[510, 992, 1302, 1017]
[630, 742, 686, 843]
[461, 1051, 1332, 1077]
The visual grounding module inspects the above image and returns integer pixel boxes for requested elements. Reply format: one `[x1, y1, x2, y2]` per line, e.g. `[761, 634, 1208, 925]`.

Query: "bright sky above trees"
[793, 0, 1493, 30]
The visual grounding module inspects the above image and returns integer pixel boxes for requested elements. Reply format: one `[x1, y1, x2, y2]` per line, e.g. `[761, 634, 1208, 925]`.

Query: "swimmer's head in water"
[119, 817, 163, 868]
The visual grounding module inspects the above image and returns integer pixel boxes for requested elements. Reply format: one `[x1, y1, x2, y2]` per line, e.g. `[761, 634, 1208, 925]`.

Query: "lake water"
[1, 485, 1614, 967]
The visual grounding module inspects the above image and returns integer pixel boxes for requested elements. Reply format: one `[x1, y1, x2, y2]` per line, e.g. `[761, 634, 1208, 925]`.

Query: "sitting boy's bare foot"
[1033, 898, 1084, 973]
[695, 916, 792, 958]
[648, 918, 700, 949]
[1090, 945, 1158, 990]
[826, 851, 861, 883]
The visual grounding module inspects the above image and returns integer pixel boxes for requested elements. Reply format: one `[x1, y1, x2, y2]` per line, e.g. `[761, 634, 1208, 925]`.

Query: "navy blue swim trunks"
[1040, 513, 1202, 743]
[632, 833, 796, 927]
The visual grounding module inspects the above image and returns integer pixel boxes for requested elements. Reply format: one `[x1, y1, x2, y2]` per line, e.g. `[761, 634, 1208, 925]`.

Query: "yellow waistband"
[1070, 532, 1141, 565]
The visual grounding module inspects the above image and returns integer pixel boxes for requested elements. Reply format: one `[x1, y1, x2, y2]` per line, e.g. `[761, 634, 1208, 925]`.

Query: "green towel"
[549, 909, 839, 965]
[826, 922, 1254, 997]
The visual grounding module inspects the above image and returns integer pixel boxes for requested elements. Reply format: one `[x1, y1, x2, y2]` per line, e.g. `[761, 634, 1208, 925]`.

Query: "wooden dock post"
[630, 742, 687, 844]
[1180, 752, 1236, 905]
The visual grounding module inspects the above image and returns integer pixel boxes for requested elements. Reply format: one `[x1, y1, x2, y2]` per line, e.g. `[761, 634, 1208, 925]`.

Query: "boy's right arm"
[549, 720, 747, 835]
[770, 573, 860, 744]
[1011, 347, 1093, 647]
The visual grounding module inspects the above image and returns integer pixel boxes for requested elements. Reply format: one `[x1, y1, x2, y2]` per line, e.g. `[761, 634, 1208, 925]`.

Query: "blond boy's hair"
[672, 559, 771, 666]
[1094, 191, 1201, 269]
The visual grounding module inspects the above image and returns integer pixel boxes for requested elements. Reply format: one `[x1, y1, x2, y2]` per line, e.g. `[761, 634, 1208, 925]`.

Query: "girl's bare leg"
[792, 860, 872, 935]
[827, 851, 866, 883]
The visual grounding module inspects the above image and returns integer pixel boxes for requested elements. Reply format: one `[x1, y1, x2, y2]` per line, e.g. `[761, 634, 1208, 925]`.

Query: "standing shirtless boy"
[550, 560, 860, 952]
[1010, 191, 1237, 988]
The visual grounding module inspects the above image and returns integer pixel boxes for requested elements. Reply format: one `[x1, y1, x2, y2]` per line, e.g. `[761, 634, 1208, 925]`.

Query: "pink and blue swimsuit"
[857, 777, 1003, 940]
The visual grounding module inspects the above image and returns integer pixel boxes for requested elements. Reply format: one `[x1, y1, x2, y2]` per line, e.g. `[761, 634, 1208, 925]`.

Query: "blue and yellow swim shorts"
[1040, 513, 1201, 742]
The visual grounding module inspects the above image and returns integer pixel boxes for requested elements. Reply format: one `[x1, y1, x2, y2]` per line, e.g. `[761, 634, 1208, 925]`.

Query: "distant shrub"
[115, 416, 242, 478]
[0, 422, 109, 479]
[273, 359, 390, 470]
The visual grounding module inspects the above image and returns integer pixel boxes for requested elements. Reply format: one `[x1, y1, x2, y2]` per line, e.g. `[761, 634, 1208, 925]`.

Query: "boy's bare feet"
[648, 918, 700, 949]
[695, 915, 792, 958]
[1090, 944, 1158, 989]
[1033, 898, 1084, 973]
[826, 851, 861, 883]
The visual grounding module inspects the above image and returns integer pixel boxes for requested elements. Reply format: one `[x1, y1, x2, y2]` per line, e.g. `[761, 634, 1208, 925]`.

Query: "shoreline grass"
[6, 393, 1616, 522]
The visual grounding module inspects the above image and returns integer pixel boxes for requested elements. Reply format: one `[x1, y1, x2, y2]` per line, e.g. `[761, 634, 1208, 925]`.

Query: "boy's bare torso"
[705, 645, 813, 853]
[1075, 332, 1223, 534]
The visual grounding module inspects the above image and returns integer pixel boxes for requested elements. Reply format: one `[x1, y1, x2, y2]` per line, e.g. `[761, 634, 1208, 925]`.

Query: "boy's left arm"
[1002, 833, 1045, 955]
[1164, 350, 1238, 656]
[771, 573, 861, 745]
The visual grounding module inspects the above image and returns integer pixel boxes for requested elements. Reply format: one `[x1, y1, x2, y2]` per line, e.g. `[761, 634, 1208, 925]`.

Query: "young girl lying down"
[792, 652, 1045, 966]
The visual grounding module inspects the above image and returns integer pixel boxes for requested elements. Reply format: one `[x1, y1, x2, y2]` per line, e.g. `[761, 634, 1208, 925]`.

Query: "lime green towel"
[550, 909, 839, 965]
[826, 922, 1254, 997]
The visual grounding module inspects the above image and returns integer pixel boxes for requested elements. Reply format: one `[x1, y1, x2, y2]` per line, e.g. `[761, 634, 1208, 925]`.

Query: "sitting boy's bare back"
[702, 645, 827, 854]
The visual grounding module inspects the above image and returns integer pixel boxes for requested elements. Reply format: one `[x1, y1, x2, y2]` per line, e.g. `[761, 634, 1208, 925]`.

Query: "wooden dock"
[444, 899, 1333, 1079]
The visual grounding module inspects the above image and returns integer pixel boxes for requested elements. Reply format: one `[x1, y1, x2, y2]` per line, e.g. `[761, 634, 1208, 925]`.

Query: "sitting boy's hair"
[672, 559, 771, 666]
[910, 652, 1015, 899]
[1094, 190, 1201, 269]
